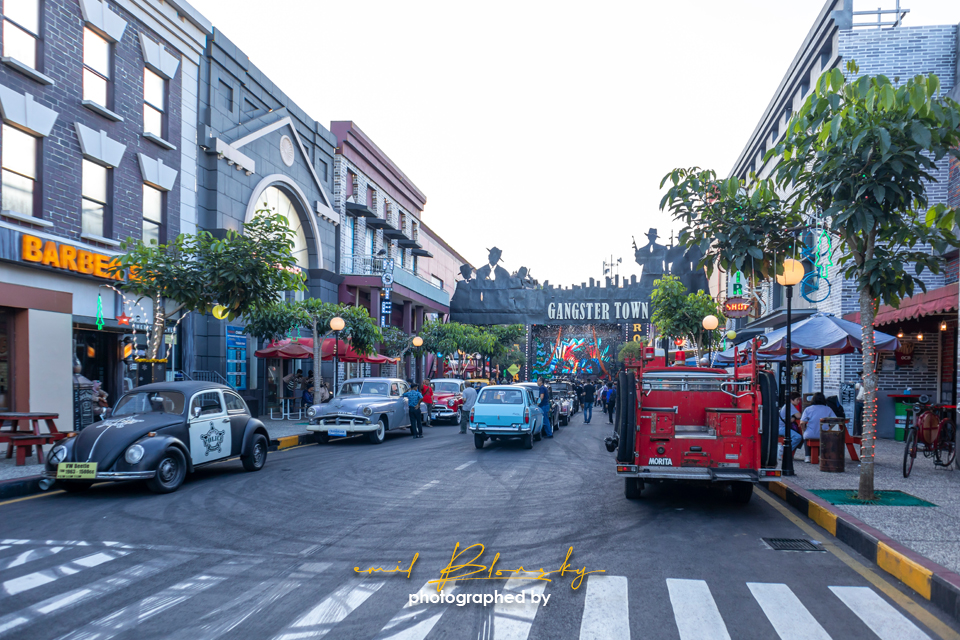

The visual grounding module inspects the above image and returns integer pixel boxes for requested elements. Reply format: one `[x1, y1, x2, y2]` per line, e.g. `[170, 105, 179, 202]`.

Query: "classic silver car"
[306, 377, 413, 444]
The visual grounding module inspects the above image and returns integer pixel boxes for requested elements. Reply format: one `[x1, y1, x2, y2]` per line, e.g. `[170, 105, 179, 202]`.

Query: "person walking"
[606, 382, 618, 424]
[460, 381, 477, 434]
[799, 392, 837, 463]
[421, 381, 434, 427]
[582, 380, 595, 424]
[596, 381, 606, 409]
[538, 377, 553, 438]
[403, 381, 424, 438]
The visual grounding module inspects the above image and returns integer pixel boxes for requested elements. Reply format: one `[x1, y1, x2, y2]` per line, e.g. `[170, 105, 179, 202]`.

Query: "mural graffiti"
[531, 325, 623, 380]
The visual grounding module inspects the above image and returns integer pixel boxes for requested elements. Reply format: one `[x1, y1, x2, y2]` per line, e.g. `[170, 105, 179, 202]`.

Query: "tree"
[772, 64, 960, 499]
[617, 341, 647, 364]
[650, 276, 725, 352]
[111, 212, 303, 364]
[379, 326, 413, 359]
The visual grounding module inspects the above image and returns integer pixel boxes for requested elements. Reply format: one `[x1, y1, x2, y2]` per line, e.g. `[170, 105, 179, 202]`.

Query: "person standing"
[596, 381, 607, 408]
[538, 377, 554, 438]
[403, 381, 424, 438]
[283, 369, 303, 408]
[606, 382, 618, 424]
[582, 380, 595, 424]
[799, 392, 837, 463]
[421, 381, 434, 427]
[460, 381, 477, 434]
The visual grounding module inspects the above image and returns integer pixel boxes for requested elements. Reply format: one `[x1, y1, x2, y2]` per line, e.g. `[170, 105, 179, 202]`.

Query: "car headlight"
[306, 406, 317, 418]
[362, 406, 373, 417]
[125, 444, 145, 465]
[447, 399, 456, 407]
[49, 445, 67, 464]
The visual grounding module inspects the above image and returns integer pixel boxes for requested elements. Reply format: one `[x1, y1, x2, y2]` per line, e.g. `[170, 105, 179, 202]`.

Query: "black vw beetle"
[42, 382, 270, 494]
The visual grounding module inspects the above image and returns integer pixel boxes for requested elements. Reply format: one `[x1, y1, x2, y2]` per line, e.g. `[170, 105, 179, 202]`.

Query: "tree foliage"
[617, 341, 647, 363]
[650, 276, 725, 350]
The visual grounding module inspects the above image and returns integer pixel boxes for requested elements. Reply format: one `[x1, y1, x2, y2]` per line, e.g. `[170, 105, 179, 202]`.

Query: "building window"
[1, 125, 38, 218]
[83, 27, 111, 106]
[346, 215, 356, 254]
[142, 184, 163, 245]
[412, 255, 418, 274]
[3, 0, 40, 69]
[365, 227, 374, 254]
[318, 159, 328, 182]
[431, 275, 443, 290]
[366, 185, 374, 208]
[217, 80, 233, 111]
[143, 68, 165, 138]
[820, 44, 832, 70]
[81, 159, 109, 237]
[346, 171, 355, 198]
[771, 123, 779, 143]
[399, 248, 405, 268]
[399, 212, 407, 235]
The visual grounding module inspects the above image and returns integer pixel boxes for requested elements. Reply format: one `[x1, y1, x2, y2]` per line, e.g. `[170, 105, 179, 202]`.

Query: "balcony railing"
[341, 253, 450, 307]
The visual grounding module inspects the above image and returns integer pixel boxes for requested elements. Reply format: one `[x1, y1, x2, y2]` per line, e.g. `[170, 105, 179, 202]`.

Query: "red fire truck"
[605, 341, 781, 503]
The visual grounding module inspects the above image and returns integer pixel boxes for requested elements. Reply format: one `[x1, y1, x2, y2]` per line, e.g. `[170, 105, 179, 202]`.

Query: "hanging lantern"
[941, 321, 948, 331]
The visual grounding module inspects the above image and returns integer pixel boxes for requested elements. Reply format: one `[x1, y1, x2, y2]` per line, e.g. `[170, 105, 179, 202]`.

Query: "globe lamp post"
[702, 314, 719, 366]
[330, 316, 345, 397]
[776, 258, 804, 476]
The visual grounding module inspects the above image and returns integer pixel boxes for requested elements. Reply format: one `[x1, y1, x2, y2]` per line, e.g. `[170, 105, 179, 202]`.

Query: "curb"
[769, 480, 960, 621]
[269, 433, 316, 451]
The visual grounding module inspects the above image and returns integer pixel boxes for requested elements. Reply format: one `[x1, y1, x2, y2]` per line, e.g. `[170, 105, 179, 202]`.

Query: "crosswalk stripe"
[164, 562, 331, 640]
[0, 546, 68, 571]
[455, 461, 476, 471]
[0, 550, 130, 599]
[747, 582, 831, 640]
[53, 558, 259, 640]
[489, 573, 547, 640]
[0, 554, 193, 638]
[830, 586, 932, 640]
[667, 578, 731, 640]
[272, 579, 384, 640]
[579, 575, 629, 640]
[375, 581, 459, 640]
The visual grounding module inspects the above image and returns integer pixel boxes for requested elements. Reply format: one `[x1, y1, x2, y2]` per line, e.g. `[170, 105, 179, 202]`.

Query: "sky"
[187, 0, 960, 287]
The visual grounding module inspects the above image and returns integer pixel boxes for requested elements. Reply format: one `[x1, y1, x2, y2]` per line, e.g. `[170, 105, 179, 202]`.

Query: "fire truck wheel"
[730, 482, 754, 504]
[523, 433, 533, 449]
[758, 372, 778, 467]
[624, 478, 643, 499]
[474, 434, 485, 449]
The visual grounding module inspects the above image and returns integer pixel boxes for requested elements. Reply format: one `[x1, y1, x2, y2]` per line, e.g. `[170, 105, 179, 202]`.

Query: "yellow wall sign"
[21, 234, 122, 280]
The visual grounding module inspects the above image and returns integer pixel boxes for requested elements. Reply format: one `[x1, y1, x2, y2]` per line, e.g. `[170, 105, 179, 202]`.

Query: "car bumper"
[614, 466, 782, 482]
[308, 418, 377, 433]
[42, 470, 157, 481]
[469, 425, 532, 436]
[431, 408, 460, 419]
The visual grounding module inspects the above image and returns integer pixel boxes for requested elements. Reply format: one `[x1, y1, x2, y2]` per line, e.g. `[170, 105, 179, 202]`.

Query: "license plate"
[328, 429, 347, 437]
[56, 462, 97, 479]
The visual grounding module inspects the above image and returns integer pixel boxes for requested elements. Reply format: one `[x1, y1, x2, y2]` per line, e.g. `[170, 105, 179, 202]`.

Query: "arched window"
[249, 185, 309, 301]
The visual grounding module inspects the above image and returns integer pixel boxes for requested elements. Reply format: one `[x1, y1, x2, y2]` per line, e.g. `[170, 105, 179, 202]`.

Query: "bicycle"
[902, 395, 957, 478]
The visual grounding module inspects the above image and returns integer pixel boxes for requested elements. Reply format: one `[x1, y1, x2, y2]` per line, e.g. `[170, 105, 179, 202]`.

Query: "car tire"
[730, 482, 754, 504]
[452, 410, 461, 426]
[241, 434, 268, 472]
[59, 481, 92, 493]
[315, 433, 330, 445]
[523, 433, 533, 449]
[146, 447, 187, 494]
[474, 434, 484, 449]
[624, 478, 643, 499]
[367, 419, 386, 445]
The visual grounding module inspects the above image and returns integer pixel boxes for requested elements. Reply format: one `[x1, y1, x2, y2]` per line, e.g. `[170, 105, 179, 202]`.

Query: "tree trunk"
[858, 287, 878, 500]
[149, 294, 164, 360]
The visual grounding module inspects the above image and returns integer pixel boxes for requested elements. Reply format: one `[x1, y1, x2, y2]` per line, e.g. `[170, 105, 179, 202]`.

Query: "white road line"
[747, 582, 831, 640]
[376, 581, 459, 640]
[273, 579, 384, 640]
[667, 578, 731, 640]
[0, 550, 129, 598]
[489, 573, 547, 640]
[54, 558, 258, 640]
[0, 546, 11, 553]
[455, 461, 476, 471]
[579, 575, 629, 640]
[0, 554, 193, 638]
[166, 562, 331, 640]
[410, 480, 440, 497]
[830, 586, 932, 640]
[0, 546, 67, 571]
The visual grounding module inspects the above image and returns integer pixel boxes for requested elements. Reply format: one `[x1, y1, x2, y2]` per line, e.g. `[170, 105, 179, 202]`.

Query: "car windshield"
[433, 382, 460, 394]
[552, 383, 572, 392]
[339, 381, 391, 396]
[477, 388, 523, 405]
[114, 391, 185, 416]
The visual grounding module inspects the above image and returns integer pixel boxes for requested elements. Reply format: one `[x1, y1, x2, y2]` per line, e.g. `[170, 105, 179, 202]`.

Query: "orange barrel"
[819, 418, 848, 473]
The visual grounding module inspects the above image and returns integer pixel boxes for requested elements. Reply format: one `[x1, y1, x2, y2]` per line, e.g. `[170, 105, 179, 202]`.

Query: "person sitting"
[779, 392, 804, 458]
[799, 392, 837, 463]
[302, 386, 314, 407]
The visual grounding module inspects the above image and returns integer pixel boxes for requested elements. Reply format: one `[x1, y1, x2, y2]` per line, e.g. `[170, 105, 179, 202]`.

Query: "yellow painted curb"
[768, 482, 787, 499]
[276, 436, 300, 450]
[807, 501, 838, 536]
[877, 541, 933, 600]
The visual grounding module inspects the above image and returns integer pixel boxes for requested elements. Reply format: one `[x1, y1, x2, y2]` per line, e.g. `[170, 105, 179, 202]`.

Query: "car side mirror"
[193, 406, 201, 419]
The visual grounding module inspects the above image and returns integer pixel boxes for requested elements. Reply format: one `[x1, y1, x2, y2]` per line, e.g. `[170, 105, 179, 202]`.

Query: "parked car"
[469, 385, 543, 449]
[306, 377, 412, 444]
[551, 381, 579, 425]
[430, 378, 465, 425]
[517, 382, 561, 428]
[42, 382, 269, 494]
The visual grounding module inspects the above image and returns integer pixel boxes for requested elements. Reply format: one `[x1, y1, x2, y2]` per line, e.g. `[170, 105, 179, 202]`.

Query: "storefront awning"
[843, 282, 958, 326]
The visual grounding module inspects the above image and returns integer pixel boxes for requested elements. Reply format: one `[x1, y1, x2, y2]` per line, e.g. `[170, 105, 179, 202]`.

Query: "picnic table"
[0, 412, 66, 466]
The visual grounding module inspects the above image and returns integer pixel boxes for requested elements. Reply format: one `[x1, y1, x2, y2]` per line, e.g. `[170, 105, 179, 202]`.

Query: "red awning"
[843, 282, 958, 326]
[254, 337, 398, 364]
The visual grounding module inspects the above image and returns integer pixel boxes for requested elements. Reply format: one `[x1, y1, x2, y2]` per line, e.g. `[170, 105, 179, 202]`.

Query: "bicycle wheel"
[800, 273, 832, 303]
[937, 420, 956, 467]
[903, 428, 917, 478]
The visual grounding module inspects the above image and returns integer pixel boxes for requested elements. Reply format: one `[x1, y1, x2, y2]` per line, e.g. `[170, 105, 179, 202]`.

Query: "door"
[222, 391, 249, 455]
[188, 391, 232, 465]
[392, 382, 409, 427]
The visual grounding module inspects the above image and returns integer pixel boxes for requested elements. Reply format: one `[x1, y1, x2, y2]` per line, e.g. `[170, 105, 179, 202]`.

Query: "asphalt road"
[1, 410, 958, 640]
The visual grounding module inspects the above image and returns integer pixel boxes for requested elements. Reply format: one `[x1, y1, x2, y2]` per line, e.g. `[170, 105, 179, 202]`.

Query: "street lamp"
[702, 315, 719, 366]
[776, 258, 804, 476]
[330, 316, 345, 397]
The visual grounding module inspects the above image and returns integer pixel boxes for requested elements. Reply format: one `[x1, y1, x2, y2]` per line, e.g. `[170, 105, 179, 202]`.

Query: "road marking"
[410, 480, 440, 496]
[0, 550, 129, 598]
[831, 586, 932, 640]
[0, 491, 64, 507]
[166, 562, 331, 640]
[755, 488, 960, 640]
[455, 461, 476, 471]
[747, 582, 831, 640]
[488, 573, 547, 640]
[0, 554, 193, 638]
[579, 575, 629, 640]
[0, 546, 67, 570]
[54, 558, 257, 640]
[0, 546, 10, 553]
[376, 581, 459, 640]
[273, 579, 384, 640]
[667, 578, 731, 640]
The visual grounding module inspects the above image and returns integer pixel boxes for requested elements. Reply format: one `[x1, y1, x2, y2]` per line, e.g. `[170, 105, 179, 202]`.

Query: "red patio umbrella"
[254, 337, 395, 364]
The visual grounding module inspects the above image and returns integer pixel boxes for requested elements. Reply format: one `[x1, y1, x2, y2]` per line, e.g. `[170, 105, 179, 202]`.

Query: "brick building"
[0, 0, 209, 423]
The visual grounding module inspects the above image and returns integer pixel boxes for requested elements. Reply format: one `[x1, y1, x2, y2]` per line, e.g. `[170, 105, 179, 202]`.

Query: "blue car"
[468, 385, 544, 450]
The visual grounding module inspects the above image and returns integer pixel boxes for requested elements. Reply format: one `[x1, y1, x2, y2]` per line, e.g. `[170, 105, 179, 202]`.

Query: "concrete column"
[370, 287, 381, 376]
[403, 300, 413, 380]
[415, 306, 424, 382]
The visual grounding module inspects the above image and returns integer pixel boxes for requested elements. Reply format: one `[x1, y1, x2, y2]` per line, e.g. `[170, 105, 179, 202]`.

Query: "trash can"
[820, 418, 848, 473]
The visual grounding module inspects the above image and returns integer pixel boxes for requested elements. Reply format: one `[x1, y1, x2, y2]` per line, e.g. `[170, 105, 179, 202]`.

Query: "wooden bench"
[807, 432, 861, 464]
[4, 434, 60, 466]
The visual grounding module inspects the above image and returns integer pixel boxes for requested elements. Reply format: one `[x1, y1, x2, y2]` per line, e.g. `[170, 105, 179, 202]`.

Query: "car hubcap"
[378, 423, 385, 439]
[158, 458, 177, 484]
[254, 443, 264, 466]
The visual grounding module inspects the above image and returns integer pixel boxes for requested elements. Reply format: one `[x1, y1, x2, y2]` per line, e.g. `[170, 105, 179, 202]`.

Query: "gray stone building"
[0, 0, 209, 423]
[727, 0, 960, 436]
